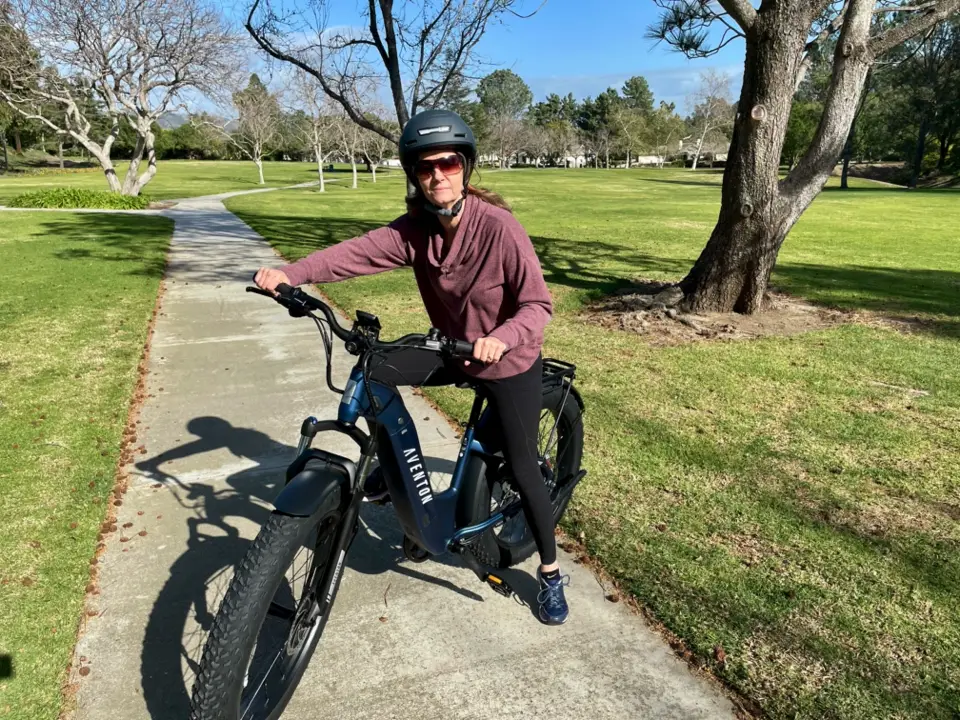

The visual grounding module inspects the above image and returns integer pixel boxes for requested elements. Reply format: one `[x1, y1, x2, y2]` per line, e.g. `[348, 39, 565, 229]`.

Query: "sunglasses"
[413, 153, 464, 179]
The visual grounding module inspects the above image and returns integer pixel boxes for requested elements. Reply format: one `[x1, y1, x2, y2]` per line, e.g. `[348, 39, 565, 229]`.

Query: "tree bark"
[255, 157, 265, 185]
[351, 157, 357, 188]
[692, 131, 706, 171]
[58, 139, 64, 169]
[13, 127, 21, 154]
[910, 113, 929, 188]
[626, 149, 631, 169]
[0, 131, 8, 174]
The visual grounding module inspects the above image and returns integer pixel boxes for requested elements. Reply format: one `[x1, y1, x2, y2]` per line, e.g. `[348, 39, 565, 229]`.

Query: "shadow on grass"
[136, 416, 488, 718]
[21, 213, 171, 279]
[222, 210, 960, 337]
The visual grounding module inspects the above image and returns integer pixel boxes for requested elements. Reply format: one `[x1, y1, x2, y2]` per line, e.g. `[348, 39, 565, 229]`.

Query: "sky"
[235, 0, 747, 116]
[470, 0, 744, 112]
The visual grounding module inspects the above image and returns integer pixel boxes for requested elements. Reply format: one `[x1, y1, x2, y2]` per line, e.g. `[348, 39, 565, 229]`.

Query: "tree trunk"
[840, 121, 856, 189]
[351, 157, 357, 188]
[13, 127, 21, 154]
[315, 142, 325, 191]
[0, 131, 8, 174]
[936, 131, 952, 172]
[124, 128, 158, 196]
[910, 113, 929, 188]
[693, 131, 706, 171]
[371, 162, 377, 182]
[605, 146, 609, 168]
[255, 157, 265, 185]
[626, 149, 631, 169]
[681, 2, 871, 314]
[58, 139, 64, 169]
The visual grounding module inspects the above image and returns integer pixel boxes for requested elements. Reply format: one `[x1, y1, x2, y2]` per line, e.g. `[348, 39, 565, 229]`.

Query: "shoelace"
[537, 575, 571, 608]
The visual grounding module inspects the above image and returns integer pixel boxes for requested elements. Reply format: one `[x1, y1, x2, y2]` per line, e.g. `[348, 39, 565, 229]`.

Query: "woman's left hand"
[469, 336, 507, 365]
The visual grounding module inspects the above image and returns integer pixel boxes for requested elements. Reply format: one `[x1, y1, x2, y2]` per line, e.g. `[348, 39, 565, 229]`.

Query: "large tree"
[223, 74, 282, 186]
[244, 0, 531, 144]
[0, 0, 236, 195]
[649, 0, 960, 314]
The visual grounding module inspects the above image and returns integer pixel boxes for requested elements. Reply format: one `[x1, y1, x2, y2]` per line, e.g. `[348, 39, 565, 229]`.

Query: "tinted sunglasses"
[413, 153, 464, 179]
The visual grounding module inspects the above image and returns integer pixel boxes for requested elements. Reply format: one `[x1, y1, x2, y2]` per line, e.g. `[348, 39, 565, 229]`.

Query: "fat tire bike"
[188, 283, 586, 720]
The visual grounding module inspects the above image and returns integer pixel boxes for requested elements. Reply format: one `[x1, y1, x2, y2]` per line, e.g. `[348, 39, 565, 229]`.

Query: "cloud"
[526, 62, 743, 114]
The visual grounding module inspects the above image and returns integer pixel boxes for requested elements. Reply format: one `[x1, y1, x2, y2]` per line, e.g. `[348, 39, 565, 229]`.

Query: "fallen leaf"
[70, 522, 78, 530]
[379, 616, 388, 623]
[605, 593, 620, 603]
[79, 667, 90, 677]
[714, 645, 727, 664]
[137, 511, 144, 516]
[120, 537, 130, 543]
[85, 584, 95, 593]
[139, 531, 147, 537]
[122, 523, 133, 529]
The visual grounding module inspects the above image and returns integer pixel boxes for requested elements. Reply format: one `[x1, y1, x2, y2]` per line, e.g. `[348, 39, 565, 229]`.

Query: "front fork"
[294, 416, 376, 623]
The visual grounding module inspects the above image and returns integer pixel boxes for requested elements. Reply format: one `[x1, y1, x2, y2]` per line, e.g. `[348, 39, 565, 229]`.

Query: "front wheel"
[466, 382, 584, 569]
[189, 506, 343, 720]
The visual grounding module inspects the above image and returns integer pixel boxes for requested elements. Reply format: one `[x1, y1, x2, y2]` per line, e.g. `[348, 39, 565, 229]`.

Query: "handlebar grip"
[452, 340, 475, 357]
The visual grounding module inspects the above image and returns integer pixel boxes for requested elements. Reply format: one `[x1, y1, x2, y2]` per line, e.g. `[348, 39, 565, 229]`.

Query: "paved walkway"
[67, 189, 735, 719]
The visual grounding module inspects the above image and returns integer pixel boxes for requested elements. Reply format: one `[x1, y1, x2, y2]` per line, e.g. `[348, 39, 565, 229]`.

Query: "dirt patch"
[583, 283, 853, 346]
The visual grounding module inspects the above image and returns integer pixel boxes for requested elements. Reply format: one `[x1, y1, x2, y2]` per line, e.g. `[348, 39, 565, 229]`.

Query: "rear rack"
[542, 358, 576, 386]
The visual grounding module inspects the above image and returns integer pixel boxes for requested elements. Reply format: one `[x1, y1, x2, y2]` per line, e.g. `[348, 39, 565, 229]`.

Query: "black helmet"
[398, 109, 476, 170]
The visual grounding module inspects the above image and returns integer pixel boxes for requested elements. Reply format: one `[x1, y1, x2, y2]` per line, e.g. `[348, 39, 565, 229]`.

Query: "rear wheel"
[466, 383, 584, 569]
[189, 506, 343, 720]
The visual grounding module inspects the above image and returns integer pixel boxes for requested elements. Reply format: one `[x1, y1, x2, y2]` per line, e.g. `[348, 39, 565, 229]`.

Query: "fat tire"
[189, 507, 341, 720]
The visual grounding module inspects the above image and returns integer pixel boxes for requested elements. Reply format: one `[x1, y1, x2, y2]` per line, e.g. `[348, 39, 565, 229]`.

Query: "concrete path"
[68, 191, 736, 719]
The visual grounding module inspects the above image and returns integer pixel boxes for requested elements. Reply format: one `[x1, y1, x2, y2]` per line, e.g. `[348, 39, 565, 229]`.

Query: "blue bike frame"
[337, 364, 512, 556]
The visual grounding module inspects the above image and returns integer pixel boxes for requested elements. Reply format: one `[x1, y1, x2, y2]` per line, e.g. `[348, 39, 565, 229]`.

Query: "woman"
[254, 109, 569, 625]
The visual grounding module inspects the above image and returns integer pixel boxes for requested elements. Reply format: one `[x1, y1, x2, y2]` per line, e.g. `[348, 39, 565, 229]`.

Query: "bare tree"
[333, 112, 364, 189]
[361, 119, 396, 182]
[648, 0, 960, 314]
[613, 107, 647, 168]
[687, 70, 734, 170]
[243, 0, 534, 144]
[292, 72, 339, 191]
[0, 0, 236, 195]
[209, 74, 282, 185]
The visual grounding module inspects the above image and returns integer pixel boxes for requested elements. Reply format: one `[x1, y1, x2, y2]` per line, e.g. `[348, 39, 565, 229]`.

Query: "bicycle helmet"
[399, 109, 477, 217]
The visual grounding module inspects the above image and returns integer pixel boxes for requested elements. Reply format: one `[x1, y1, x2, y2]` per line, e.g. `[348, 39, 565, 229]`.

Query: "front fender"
[274, 450, 354, 518]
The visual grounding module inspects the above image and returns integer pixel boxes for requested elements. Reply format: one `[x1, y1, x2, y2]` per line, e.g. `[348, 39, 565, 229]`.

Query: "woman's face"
[415, 147, 465, 208]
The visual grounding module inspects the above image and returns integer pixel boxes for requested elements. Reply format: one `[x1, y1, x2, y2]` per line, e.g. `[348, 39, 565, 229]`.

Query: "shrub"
[5, 188, 151, 210]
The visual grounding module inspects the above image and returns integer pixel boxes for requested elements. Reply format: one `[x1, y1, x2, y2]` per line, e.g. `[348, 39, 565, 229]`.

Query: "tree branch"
[717, 0, 756, 31]
[869, 0, 960, 56]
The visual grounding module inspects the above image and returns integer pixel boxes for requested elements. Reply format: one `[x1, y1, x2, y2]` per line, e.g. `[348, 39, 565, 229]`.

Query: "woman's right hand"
[254, 268, 291, 296]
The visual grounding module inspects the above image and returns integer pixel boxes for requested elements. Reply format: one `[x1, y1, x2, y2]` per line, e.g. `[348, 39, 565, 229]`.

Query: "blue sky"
[245, 0, 746, 115]
[471, 0, 744, 111]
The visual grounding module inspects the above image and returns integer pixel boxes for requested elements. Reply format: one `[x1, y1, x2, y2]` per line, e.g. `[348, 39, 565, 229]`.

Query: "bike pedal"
[484, 574, 513, 598]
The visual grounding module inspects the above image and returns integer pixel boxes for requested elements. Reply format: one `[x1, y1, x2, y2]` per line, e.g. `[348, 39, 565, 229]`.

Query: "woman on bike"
[254, 109, 569, 625]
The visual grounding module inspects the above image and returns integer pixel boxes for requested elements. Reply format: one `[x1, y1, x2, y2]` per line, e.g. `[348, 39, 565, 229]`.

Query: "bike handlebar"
[246, 280, 475, 359]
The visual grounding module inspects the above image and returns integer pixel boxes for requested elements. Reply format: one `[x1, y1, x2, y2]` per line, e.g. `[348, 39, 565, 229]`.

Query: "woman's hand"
[468, 336, 507, 365]
[254, 268, 291, 296]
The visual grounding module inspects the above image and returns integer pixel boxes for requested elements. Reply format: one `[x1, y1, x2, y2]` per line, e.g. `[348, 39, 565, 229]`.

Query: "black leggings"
[368, 350, 557, 566]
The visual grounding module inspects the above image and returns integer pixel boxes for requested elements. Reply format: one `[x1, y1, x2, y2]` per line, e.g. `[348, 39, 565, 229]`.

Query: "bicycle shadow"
[138, 415, 524, 719]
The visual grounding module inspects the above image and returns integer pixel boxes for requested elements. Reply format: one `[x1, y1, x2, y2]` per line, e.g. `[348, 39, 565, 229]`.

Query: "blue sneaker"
[537, 568, 570, 625]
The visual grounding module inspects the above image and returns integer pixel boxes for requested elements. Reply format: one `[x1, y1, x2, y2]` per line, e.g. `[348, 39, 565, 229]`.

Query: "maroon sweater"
[278, 195, 553, 380]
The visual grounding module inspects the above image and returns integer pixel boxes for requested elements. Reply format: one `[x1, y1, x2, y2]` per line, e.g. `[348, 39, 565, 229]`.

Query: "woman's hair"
[405, 161, 511, 216]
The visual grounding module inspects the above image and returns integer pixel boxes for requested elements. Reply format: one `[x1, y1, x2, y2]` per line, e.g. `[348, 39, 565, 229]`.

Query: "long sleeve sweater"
[277, 195, 553, 380]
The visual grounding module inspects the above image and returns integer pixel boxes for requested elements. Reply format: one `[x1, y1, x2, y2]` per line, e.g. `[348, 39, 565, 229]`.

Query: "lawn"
[0, 212, 173, 719]
[0, 160, 388, 205]
[226, 168, 960, 720]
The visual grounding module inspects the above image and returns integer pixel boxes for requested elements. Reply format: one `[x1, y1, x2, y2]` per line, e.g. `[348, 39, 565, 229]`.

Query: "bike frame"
[298, 356, 518, 557]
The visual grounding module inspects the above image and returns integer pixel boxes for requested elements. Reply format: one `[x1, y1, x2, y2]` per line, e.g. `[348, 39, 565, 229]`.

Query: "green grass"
[0, 160, 386, 205]
[0, 212, 173, 719]
[226, 168, 960, 719]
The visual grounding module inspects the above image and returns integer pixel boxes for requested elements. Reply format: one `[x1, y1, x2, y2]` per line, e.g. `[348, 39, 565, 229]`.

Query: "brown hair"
[405, 161, 511, 216]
